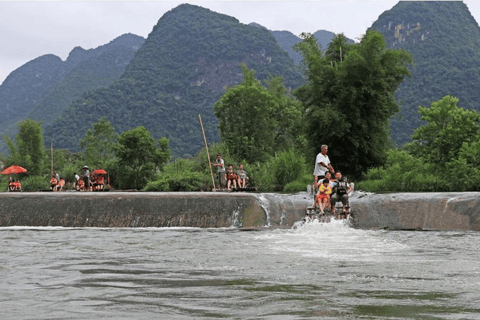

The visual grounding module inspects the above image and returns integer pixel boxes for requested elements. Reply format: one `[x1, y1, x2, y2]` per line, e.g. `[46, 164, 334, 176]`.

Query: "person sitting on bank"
[11, 179, 21, 191]
[8, 176, 15, 191]
[236, 164, 249, 188]
[313, 145, 334, 190]
[330, 171, 351, 217]
[56, 178, 65, 192]
[316, 179, 332, 214]
[73, 173, 80, 189]
[226, 164, 238, 190]
[50, 174, 58, 191]
[213, 154, 226, 190]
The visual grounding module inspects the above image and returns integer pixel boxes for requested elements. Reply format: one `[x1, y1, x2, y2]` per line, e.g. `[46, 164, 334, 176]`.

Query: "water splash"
[255, 194, 271, 227]
[230, 209, 241, 228]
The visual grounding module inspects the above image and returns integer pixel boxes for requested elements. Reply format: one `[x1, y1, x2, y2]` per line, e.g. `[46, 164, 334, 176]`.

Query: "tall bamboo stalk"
[197, 114, 216, 190]
[50, 142, 53, 178]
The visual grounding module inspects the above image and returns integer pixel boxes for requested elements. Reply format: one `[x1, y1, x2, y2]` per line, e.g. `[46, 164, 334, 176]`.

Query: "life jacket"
[336, 178, 349, 195]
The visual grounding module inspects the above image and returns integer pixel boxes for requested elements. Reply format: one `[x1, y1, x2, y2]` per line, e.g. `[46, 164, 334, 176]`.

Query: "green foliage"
[154, 137, 171, 172]
[255, 149, 308, 191]
[406, 96, 480, 168]
[80, 117, 119, 170]
[21, 175, 50, 192]
[360, 97, 480, 192]
[43, 4, 304, 158]
[115, 126, 157, 190]
[3, 119, 47, 176]
[283, 173, 313, 193]
[357, 149, 441, 192]
[144, 159, 210, 191]
[0, 177, 8, 192]
[294, 31, 412, 179]
[59, 163, 78, 184]
[214, 65, 303, 163]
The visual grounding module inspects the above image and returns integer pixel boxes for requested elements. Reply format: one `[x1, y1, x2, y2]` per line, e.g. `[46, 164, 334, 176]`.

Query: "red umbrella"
[92, 169, 107, 175]
[1, 165, 28, 175]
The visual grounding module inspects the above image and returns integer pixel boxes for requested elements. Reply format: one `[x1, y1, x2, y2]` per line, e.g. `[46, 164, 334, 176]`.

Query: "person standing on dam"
[313, 145, 334, 189]
[213, 154, 226, 190]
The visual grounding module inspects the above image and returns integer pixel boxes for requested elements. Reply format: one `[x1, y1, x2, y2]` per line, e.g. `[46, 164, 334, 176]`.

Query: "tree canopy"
[3, 119, 46, 175]
[214, 64, 302, 162]
[407, 95, 480, 169]
[115, 126, 170, 190]
[294, 30, 412, 178]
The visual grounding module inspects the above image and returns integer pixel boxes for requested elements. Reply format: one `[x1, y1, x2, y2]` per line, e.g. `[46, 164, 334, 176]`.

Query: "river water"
[1, 222, 479, 319]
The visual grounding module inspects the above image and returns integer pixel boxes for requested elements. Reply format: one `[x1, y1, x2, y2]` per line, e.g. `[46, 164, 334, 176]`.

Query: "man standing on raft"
[313, 145, 334, 189]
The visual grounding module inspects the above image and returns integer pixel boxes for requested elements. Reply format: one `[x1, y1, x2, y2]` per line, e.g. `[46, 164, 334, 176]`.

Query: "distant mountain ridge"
[263, 26, 355, 64]
[370, 1, 480, 144]
[0, 33, 145, 148]
[44, 4, 305, 157]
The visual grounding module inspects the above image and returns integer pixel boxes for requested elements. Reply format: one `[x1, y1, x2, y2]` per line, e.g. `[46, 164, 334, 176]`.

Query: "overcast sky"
[1, 1, 480, 85]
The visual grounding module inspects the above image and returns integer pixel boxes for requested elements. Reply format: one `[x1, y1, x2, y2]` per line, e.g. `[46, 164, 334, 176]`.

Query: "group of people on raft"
[50, 166, 107, 192]
[213, 154, 249, 190]
[312, 144, 352, 218]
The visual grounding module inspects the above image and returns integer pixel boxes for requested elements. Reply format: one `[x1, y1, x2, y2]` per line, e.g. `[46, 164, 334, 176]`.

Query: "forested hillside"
[44, 4, 304, 157]
[370, 1, 480, 144]
[0, 33, 144, 148]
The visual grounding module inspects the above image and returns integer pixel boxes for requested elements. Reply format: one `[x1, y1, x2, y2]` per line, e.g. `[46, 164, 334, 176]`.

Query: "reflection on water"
[1, 222, 479, 319]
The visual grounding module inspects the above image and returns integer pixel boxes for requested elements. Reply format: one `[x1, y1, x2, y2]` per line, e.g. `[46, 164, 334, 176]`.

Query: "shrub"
[357, 149, 445, 192]
[255, 149, 308, 191]
[21, 175, 50, 192]
[144, 158, 211, 191]
[283, 173, 313, 193]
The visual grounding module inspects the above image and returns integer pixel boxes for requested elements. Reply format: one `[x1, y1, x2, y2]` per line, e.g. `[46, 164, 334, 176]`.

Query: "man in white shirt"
[313, 145, 334, 189]
[213, 154, 226, 189]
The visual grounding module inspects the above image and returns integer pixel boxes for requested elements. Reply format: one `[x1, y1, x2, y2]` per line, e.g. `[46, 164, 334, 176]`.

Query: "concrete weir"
[0, 192, 309, 228]
[1, 191, 480, 230]
[351, 192, 480, 231]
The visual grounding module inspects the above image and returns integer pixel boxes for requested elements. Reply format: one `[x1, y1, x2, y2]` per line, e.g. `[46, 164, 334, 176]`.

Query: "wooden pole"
[197, 114, 216, 190]
[50, 142, 53, 178]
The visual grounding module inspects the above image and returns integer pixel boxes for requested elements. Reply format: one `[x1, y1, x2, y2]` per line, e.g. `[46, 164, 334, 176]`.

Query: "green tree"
[79, 117, 118, 170]
[294, 31, 412, 179]
[406, 95, 480, 167]
[214, 64, 302, 162]
[115, 126, 170, 190]
[154, 137, 171, 172]
[3, 119, 46, 175]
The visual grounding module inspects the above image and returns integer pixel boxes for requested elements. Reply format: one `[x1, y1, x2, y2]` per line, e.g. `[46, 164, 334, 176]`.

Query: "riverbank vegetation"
[358, 95, 480, 192]
[4, 31, 468, 193]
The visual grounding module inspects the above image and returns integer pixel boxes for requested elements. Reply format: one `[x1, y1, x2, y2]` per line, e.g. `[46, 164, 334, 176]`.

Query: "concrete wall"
[0, 192, 267, 228]
[1, 192, 480, 230]
[351, 192, 480, 231]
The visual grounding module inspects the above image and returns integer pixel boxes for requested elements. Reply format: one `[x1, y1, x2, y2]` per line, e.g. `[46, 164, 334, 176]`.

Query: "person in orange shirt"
[316, 179, 332, 214]
[56, 178, 65, 192]
[50, 175, 58, 191]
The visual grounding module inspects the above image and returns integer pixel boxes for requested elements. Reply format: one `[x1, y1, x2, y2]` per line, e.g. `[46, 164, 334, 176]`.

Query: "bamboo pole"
[197, 114, 216, 190]
[50, 142, 53, 178]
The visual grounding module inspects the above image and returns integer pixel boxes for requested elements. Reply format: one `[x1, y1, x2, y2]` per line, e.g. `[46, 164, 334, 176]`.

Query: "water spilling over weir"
[1, 191, 480, 230]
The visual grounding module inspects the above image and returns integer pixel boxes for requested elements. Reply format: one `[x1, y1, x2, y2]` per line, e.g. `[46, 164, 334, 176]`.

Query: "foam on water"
[253, 218, 409, 262]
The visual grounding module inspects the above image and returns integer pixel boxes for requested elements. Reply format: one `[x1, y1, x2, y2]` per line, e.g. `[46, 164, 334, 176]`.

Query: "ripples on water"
[1, 222, 479, 319]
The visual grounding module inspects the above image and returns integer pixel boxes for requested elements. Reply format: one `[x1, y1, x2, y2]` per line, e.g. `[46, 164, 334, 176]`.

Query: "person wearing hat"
[81, 166, 91, 190]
